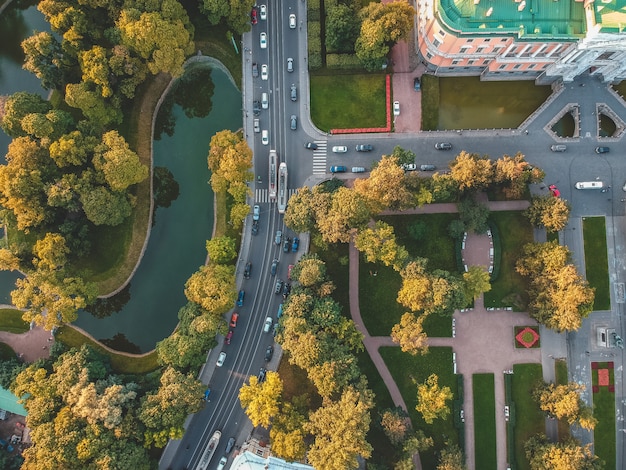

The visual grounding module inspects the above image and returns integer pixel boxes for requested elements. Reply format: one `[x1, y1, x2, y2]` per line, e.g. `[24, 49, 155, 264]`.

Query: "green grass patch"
[380, 347, 458, 469]
[484, 211, 533, 310]
[56, 326, 159, 375]
[421, 74, 440, 131]
[593, 387, 616, 469]
[0, 342, 16, 360]
[359, 260, 402, 336]
[511, 363, 544, 470]
[473, 373, 497, 470]
[310, 73, 387, 132]
[555, 359, 568, 385]
[582, 217, 610, 311]
[313, 242, 350, 315]
[0, 309, 29, 334]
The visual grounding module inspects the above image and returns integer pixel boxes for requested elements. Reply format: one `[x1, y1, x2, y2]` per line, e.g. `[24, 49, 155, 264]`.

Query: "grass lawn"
[359, 259, 403, 336]
[593, 387, 616, 469]
[0, 309, 29, 333]
[582, 217, 610, 311]
[310, 73, 387, 132]
[421, 74, 440, 131]
[313, 242, 350, 314]
[56, 326, 159, 375]
[473, 373, 497, 470]
[511, 363, 545, 470]
[484, 211, 533, 310]
[380, 346, 458, 469]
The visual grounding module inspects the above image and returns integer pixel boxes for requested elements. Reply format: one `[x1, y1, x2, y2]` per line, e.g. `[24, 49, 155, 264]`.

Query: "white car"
[217, 456, 227, 470]
[216, 351, 226, 367]
[287, 58, 293, 73]
[260, 32, 267, 49]
[261, 130, 269, 145]
[402, 163, 417, 171]
[263, 316, 273, 333]
[260, 4, 267, 20]
[332, 146, 348, 153]
[393, 101, 400, 116]
[261, 92, 268, 109]
[261, 64, 268, 80]
[289, 14, 296, 29]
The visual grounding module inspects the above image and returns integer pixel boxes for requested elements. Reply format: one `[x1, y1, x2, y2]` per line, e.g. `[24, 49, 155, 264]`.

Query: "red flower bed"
[515, 326, 540, 348]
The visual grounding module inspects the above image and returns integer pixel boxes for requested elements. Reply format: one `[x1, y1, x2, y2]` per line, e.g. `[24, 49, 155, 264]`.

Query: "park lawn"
[593, 387, 616, 469]
[484, 211, 533, 310]
[421, 74, 440, 131]
[313, 242, 350, 315]
[378, 213, 459, 272]
[310, 73, 387, 132]
[359, 259, 403, 336]
[380, 346, 458, 469]
[582, 217, 610, 311]
[0, 309, 29, 334]
[473, 373, 497, 470]
[511, 363, 545, 470]
[56, 326, 159, 375]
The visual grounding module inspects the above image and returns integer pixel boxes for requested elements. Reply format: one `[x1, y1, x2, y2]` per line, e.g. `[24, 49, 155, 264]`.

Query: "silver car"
[290, 115, 297, 130]
[287, 58, 293, 73]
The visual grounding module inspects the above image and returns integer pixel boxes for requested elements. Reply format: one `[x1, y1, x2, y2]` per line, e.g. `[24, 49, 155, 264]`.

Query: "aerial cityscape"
[0, 0, 625, 469]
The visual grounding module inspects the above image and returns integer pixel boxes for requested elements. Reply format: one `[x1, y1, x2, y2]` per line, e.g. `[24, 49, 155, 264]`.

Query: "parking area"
[392, 70, 425, 133]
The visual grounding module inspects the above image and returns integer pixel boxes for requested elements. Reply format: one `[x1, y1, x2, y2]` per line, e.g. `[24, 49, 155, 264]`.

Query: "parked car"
[434, 142, 452, 150]
[251, 220, 259, 235]
[351, 167, 366, 173]
[287, 58, 293, 73]
[261, 92, 268, 109]
[253, 118, 260, 133]
[216, 351, 227, 367]
[274, 279, 284, 294]
[270, 258, 278, 276]
[261, 130, 269, 145]
[275, 230, 282, 245]
[265, 345, 274, 362]
[402, 163, 417, 171]
[251, 8, 258, 25]
[332, 146, 348, 153]
[261, 64, 268, 80]
[413, 77, 421, 91]
[420, 164, 436, 171]
[259, 4, 266, 19]
[289, 13, 296, 29]
[277, 303, 284, 318]
[252, 62, 259, 78]
[290, 114, 297, 130]
[291, 237, 299, 252]
[253, 204, 260, 221]
[290, 84, 297, 102]
[595, 146, 610, 154]
[259, 32, 267, 49]
[230, 312, 239, 328]
[225, 437, 236, 454]
[236, 289, 245, 307]
[225, 330, 233, 345]
[287, 265, 294, 280]
[282, 282, 291, 298]
[355, 144, 373, 152]
[253, 100, 260, 116]
[257, 368, 267, 382]
[550, 144, 566, 152]
[304, 142, 317, 150]
[263, 316, 273, 333]
[393, 101, 400, 116]
[244, 262, 251, 279]
[330, 165, 347, 173]
[283, 237, 291, 253]
[548, 184, 561, 197]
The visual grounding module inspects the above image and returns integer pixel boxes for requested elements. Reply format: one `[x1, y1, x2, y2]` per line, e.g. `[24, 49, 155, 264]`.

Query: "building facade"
[416, 0, 626, 82]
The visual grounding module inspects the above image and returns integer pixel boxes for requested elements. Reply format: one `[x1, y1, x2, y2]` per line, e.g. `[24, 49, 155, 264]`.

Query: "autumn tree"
[207, 129, 253, 193]
[380, 407, 411, 445]
[239, 371, 283, 428]
[305, 387, 374, 470]
[493, 152, 543, 199]
[92, 130, 148, 191]
[21, 31, 65, 90]
[532, 382, 596, 430]
[270, 404, 308, 461]
[391, 313, 429, 356]
[437, 444, 468, 470]
[206, 236, 237, 264]
[355, 221, 409, 271]
[355, 2, 415, 71]
[524, 434, 603, 470]
[449, 152, 493, 192]
[284, 186, 318, 233]
[415, 374, 453, 424]
[65, 82, 123, 127]
[524, 195, 571, 233]
[184, 263, 236, 314]
[516, 241, 594, 332]
[317, 187, 371, 243]
[354, 154, 413, 211]
[290, 254, 328, 288]
[463, 266, 491, 301]
[0, 91, 51, 137]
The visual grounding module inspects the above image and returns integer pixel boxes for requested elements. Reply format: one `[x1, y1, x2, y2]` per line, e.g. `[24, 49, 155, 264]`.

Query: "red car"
[548, 184, 560, 198]
[230, 312, 239, 328]
[251, 8, 258, 25]
[225, 330, 233, 345]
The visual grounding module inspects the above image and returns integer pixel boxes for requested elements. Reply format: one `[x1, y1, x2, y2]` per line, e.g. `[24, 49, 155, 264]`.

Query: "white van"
[261, 92, 268, 109]
[253, 119, 260, 133]
[261, 130, 269, 145]
[575, 181, 603, 189]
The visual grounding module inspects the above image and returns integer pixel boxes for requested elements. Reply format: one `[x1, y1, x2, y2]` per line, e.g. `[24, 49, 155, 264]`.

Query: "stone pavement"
[0, 321, 51, 362]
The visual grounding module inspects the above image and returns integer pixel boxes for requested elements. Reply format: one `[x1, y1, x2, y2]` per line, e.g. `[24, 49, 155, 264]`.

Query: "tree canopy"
[414, 374, 453, 424]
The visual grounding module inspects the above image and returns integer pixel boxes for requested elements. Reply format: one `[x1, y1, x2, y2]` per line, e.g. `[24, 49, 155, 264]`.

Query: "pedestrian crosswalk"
[311, 141, 328, 175]
[255, 188, 299, 204]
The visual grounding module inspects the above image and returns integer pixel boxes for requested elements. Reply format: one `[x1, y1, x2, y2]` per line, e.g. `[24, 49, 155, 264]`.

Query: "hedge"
[307, 21, 322, 69]
[326, 53, 362, 70]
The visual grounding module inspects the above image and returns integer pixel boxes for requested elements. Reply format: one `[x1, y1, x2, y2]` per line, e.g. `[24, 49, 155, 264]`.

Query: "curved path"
[348, 198, 540, 470]
[0, 326, 51, 363]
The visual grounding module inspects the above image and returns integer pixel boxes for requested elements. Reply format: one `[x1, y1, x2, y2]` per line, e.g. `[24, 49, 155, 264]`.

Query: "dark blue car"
[292, 237, 299, 252]
[236, 289, 245, 307]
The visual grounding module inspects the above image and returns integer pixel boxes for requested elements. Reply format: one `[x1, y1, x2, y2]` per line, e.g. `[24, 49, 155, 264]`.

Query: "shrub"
[326, 53, 362, 70]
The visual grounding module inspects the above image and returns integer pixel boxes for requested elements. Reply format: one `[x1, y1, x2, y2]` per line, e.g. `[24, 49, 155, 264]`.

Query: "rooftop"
[438, 0, 587, 37]
[593, 0, 626, 32]
[231, 451, 314, 470]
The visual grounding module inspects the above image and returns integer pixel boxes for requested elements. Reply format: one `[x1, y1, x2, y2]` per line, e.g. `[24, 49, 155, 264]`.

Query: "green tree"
[457, 196, 490, 234]
[437, 444, 468, 470]
[326, 4, 360, 53]
[49, 130, 99, 168]
[463, 266, 491, 301]
[305, 387, 374, 470]
[79, 185, 132, 226]
[201, 0, 255, 34]
[391, 313, 429, 356]
[524, 434, 603, 470]
[355, 221, 409, 271]
[291, 254, 327, 288]
[0, 91, 51, 137]
[449, 152, 493, 192]
[415, 374, 453, 424]
[93, 130, 148, 191]
[21, 31, 65, 90]
[392, 145, 416, 166]
[239, 371, 283, 428]
[65, 82, 123, 127]
[524, 195, 571, 233]
[206, 236, 237, 264]
[532, 382, 596, 430]
[184, 263, 236, 314]
[403, 429, 434, 454]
